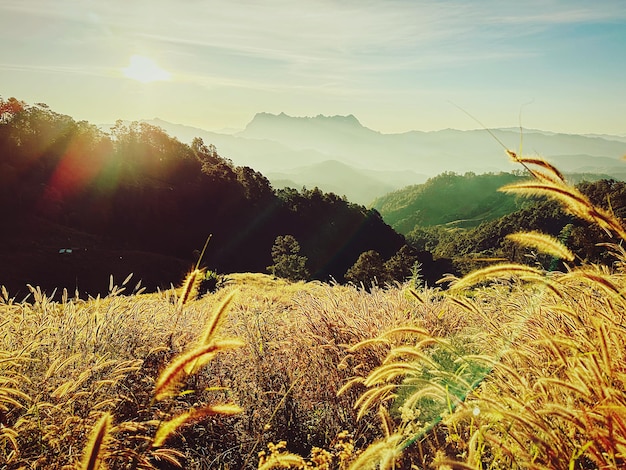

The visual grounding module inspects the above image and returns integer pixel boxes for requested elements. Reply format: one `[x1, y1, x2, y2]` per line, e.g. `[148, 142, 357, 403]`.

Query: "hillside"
[371, 172, 527, 233]
[0, 98, 408, 297]
[403, 178, 626, 273]
[372, 171, 626, 272]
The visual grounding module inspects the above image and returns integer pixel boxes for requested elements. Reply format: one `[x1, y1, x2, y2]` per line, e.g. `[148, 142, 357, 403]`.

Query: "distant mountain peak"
[245, 112, 364, 129]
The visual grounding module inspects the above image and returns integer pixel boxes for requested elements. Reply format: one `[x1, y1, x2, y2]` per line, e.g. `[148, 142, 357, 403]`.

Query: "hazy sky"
[1, 0, 625, 134]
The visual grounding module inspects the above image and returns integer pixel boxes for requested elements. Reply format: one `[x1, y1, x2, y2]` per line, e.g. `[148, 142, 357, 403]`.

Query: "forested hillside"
[0, 97, 412, 297]
[371, 171, 526, 233]
[369, 168, 626, 273]
[404, 178, 626, 273]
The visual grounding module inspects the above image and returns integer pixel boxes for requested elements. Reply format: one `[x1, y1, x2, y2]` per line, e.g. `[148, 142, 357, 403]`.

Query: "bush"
[198, 269, 229, 296]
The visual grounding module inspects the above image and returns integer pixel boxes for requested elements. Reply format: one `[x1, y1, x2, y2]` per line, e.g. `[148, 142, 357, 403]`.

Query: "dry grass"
[1, 258, 624, 469]
[330, 139, 626, 470]
[1, 153, 625, 468]
[0, 272, 432, 468]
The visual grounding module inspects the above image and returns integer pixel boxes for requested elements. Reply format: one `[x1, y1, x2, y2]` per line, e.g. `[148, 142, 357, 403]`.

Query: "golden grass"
[176, 268, 202, 313]
[152, 404, 243, 447]
[154, 339, 244, 401]
[1, 144, 625, 470]
[505, 230, 575, 262]
[0, 271, 422, 467]
[501, 179, 626, 240]
[2, 255, 625, 468]
[78, 412, 111, 470]
[330, 143, 626, 469]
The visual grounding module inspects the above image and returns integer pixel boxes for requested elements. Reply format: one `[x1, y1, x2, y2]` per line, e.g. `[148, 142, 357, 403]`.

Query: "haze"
[1, 1, 625, 135]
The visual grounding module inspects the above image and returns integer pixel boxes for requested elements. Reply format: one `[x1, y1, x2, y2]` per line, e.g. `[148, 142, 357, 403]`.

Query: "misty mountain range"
[117, 113, 626, 205]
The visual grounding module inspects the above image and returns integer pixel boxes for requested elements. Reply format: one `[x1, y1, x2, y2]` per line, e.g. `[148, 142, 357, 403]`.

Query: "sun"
[122, 55, 171, 83]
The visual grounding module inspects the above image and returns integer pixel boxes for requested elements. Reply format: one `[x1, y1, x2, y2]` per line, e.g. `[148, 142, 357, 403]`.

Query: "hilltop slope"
[371, 172, 526, 234]
[0, 99, 405, 296]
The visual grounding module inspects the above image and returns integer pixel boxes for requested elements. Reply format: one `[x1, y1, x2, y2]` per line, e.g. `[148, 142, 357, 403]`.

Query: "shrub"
[198, 269, 229, 296]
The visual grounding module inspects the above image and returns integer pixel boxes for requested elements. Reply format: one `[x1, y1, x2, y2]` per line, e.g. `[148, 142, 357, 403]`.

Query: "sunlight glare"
[122, 55, 171, 83]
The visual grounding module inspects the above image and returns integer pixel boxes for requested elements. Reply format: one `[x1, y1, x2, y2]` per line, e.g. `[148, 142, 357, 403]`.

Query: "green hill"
[371, 171, 526, 234]
[405, 178, 626, 273]
[369, 169, 626, 274]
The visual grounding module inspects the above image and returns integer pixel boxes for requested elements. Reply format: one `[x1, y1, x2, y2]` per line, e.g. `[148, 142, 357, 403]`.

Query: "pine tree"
[267, 235, 310, 281]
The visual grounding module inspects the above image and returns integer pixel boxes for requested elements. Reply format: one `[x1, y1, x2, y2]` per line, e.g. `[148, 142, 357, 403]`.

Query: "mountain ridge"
[242, 111, 366, 131]
[112, 114, 626, 205]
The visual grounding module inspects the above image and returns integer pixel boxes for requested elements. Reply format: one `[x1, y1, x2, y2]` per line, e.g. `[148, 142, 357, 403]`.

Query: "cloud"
[4, 1, 622, 80]
[2, 0, 624, 135]
[0, 62, 115, 78]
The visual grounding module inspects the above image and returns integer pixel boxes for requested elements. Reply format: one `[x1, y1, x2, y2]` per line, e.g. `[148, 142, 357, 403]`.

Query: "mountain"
[548, 154, 626, 178]
[237, 114, 626, 172]
[237, 112, 380, 161]
[138, 117, 429, 204]
[141, 115, 626, 207]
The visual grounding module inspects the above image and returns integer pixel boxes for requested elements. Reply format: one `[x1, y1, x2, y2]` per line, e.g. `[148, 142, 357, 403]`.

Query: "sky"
[1, 0, 625, 135]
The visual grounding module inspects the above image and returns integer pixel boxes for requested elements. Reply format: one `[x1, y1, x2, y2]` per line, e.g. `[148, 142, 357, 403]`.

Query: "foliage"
[383, 245, 420, 283]
[405, 179, 626, 274]
[267, 235, 310, 281]
[344, 250, 388, 287]
[198, 269, 230, 296]
[371, 171, 526, 233]
[344, 245, 446, 288]
[0, 97, 404, 295]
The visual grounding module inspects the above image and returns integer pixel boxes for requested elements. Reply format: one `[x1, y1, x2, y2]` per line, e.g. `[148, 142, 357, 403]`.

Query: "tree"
[0, 96, 24, 123]
[384, 245, 420, 283]
[267, 235, 309, 281]
[345, 250, 388, 287]
[235, 166, 273, 201]
[192, 137, 236, 181]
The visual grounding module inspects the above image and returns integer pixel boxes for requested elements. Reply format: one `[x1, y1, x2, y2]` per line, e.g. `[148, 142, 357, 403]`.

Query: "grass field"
[1, 258, 625, 469]
[1, 157, 625, 469]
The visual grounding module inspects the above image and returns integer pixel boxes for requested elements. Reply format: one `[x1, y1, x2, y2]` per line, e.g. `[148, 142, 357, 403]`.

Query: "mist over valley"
[138, 112, 626, 205]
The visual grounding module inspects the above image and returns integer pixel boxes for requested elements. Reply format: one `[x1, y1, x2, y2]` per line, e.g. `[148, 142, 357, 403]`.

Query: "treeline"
[406, 178, 626, 273]
[370, 167, 626, 274]
[1, 97, 432, 294]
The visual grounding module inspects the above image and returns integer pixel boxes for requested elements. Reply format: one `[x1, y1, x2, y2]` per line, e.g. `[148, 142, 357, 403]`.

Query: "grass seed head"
[78, 412, 112, 470]
[505, 231, 575, 262]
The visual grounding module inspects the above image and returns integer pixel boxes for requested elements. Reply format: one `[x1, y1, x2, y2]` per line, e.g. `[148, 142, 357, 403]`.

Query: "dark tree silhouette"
[0, 98, 408, 296]
[345, 250, 388, 287]
[267, 235, 310, 281]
